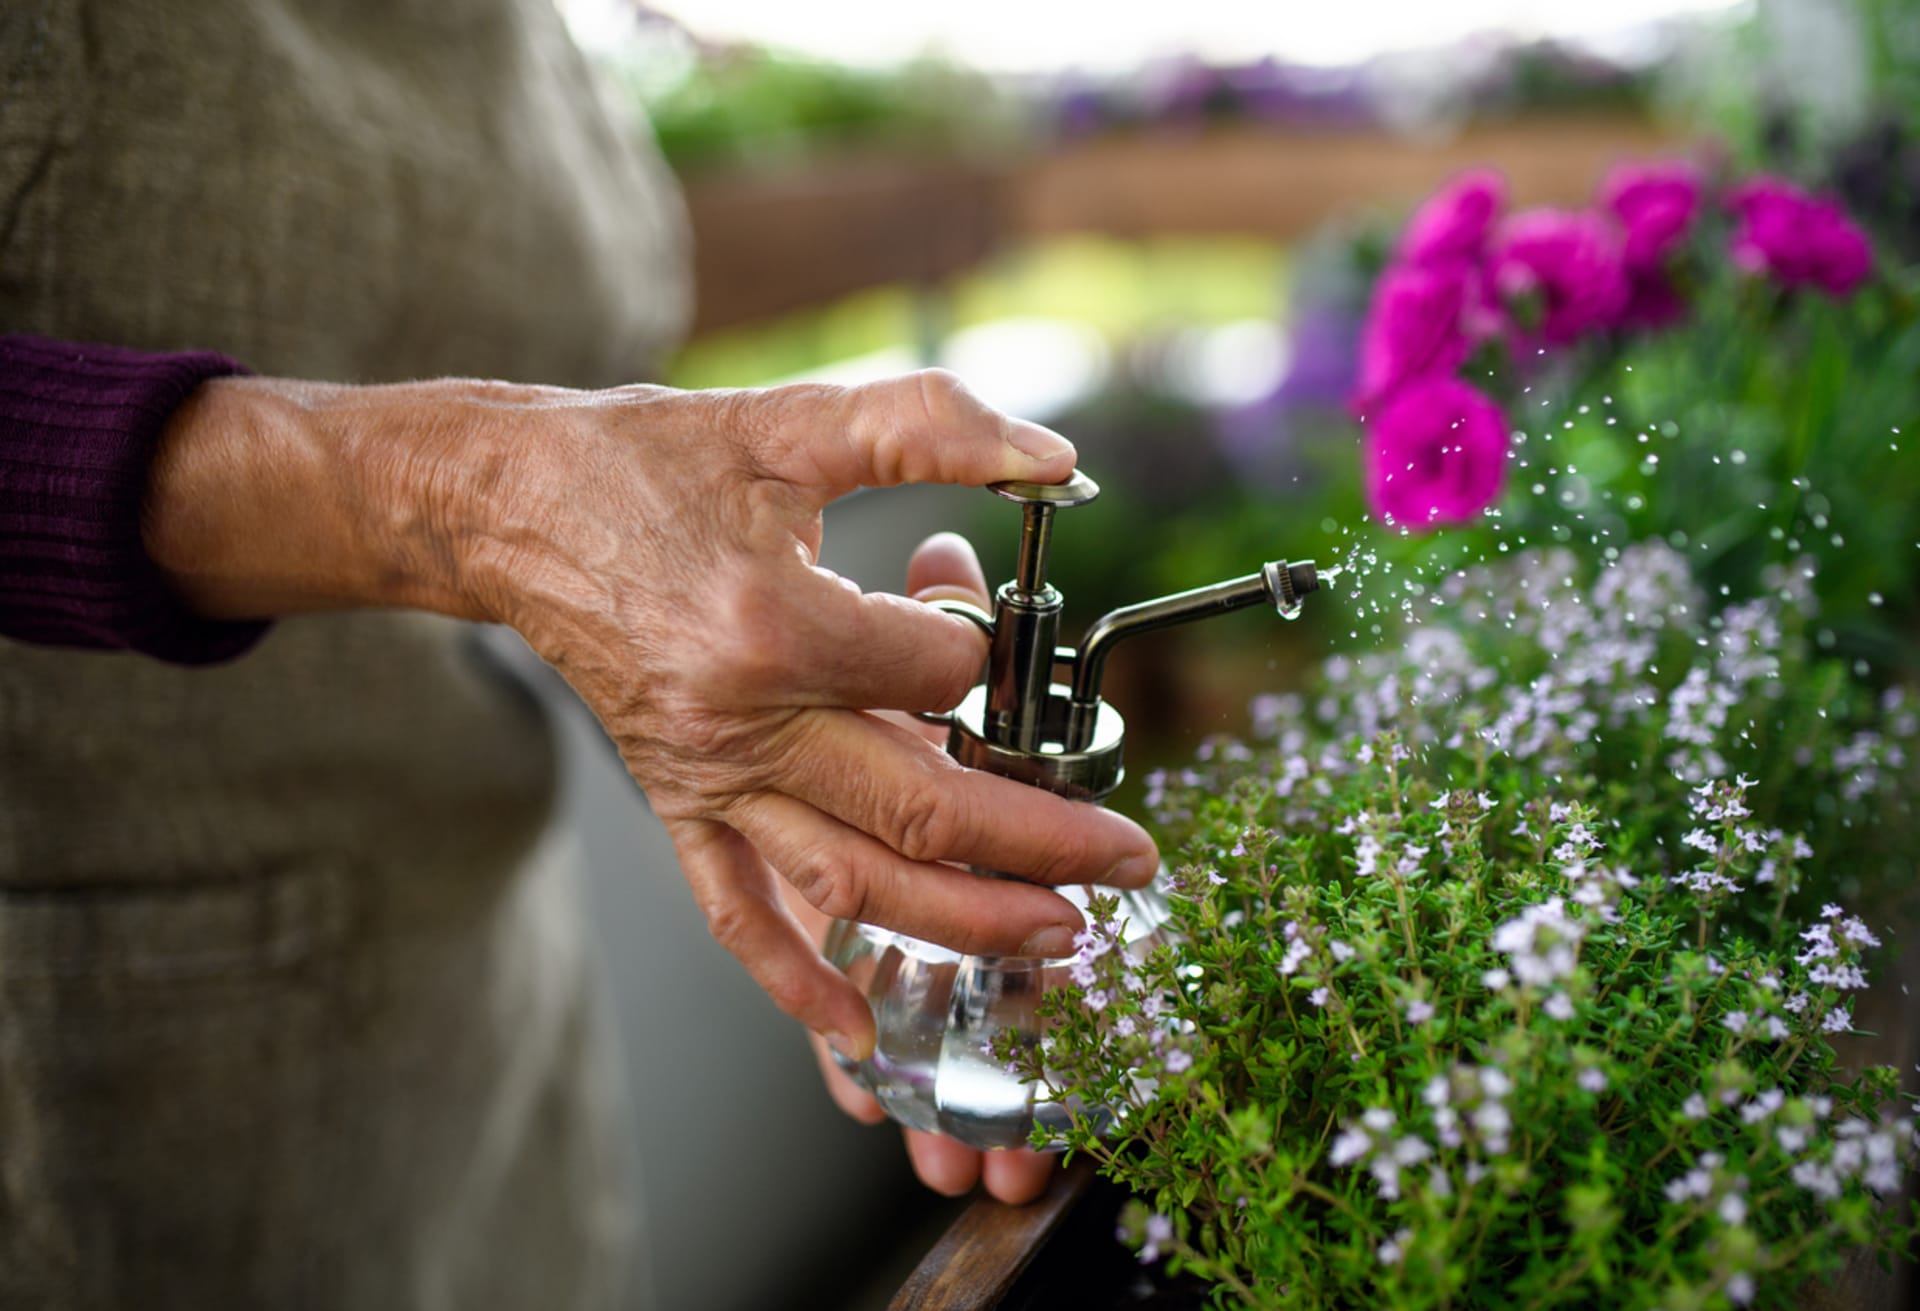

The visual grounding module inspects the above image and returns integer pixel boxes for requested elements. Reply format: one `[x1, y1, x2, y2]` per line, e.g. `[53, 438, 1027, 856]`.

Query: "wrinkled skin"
[147, 367, 1156, 1202]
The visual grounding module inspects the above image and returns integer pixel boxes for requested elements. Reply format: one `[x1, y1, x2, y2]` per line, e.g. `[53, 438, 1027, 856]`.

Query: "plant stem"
[1292, 1177, 1381, 1238]
[1522, 1253, 1593, 1310]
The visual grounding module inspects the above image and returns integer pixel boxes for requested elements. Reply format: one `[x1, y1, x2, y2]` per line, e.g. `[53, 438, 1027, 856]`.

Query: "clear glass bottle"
[825, 879, 1175, 1151]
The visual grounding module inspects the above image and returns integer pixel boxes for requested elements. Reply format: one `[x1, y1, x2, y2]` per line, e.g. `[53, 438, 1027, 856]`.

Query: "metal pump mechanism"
[822, 467, 1320, 1150]
[930, 469, 1318, 808]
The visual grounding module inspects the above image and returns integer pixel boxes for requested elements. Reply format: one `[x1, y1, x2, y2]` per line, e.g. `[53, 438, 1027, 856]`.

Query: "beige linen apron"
[0, 2, 689, 1306]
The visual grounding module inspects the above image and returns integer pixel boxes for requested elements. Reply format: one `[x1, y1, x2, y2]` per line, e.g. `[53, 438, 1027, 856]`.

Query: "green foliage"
[998, 544, 1920, 1309]
[1474, 259, 1920, 676]
[637, 51, 1023, 172]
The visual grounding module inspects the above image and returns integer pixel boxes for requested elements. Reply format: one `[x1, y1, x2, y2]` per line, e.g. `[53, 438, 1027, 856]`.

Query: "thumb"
[780, 369, 1076, 500]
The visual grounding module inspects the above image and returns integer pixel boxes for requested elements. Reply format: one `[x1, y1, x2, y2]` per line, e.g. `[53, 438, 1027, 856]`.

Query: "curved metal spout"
[1063, 560, 1317, 750]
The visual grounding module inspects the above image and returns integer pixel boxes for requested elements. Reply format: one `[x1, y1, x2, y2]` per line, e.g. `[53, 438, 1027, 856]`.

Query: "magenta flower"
[1488, 208, 1629, 346]
[1727, 176, 1873, 297]
[1363, 378, 1509, 529]
[1599, 160, 1703, 272]
[1398, 168, 1508, 269]
[1351, 263, 1474, 415]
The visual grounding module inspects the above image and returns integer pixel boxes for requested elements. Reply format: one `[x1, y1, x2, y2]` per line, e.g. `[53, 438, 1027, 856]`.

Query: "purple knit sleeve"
[0, 334, 271, 665]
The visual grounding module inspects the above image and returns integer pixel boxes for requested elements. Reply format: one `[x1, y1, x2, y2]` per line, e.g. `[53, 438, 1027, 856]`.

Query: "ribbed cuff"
[0, 334, 271, 665]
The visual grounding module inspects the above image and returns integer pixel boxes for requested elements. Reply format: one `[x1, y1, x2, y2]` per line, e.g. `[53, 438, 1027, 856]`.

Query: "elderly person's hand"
[143, 368, 1160, 1064]
[783, 529, 1059, 1206]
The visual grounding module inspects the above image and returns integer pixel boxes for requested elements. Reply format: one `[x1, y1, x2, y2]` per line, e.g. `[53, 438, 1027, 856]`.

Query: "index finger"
[759, 370, 1079, 503]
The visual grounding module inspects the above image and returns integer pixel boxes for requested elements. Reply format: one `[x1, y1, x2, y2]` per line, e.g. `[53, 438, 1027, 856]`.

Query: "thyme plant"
[996, 543, 1919, 1309]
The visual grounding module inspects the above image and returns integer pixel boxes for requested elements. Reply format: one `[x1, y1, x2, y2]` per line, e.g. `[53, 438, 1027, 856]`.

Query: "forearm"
[142, 374, 544, 624]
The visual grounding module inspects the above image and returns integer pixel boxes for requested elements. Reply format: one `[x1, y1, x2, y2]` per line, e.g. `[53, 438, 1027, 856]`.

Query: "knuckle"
[789, 849, 868, 924]
[710, 574, 804, 693]
[912, 367, 967, 411]
[703, 899, 753, 956]
[910, 369, 971, 438]
[890, 782, 962, 864]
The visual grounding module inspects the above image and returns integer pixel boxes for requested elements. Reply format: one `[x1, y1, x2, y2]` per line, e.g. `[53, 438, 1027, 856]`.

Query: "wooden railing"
[682, 115, 1690, 334]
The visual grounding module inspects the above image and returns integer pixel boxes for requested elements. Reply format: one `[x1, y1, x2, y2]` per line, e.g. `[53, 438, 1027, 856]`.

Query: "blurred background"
[527, 1, 1920, 1306]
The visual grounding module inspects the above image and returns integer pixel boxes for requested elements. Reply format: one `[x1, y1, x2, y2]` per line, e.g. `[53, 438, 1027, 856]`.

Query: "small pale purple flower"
[1137, 1213, 1174, 1263]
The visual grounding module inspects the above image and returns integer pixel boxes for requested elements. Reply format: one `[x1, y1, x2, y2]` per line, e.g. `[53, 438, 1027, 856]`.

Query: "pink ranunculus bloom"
[1727, 176, 1873, 297]
[1350, 263, 1473, 415]
[1488, 208, 1629, 347]
[1398, 168, 1509, 269]
[1599, 159, 1703, 272]
[1363, 377, 1509, 529]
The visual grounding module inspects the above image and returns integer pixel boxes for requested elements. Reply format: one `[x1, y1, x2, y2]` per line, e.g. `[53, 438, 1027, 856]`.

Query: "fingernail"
[1106, 852, 1161, 889]
[1006, 420, 1075, 465]
[1019, 925, 1080, 959]
[825, 1031, 864, 1062]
